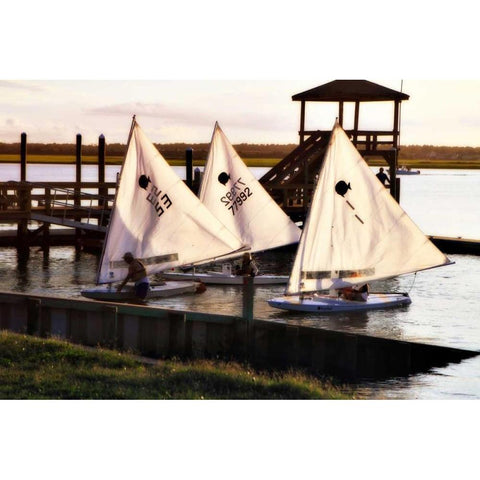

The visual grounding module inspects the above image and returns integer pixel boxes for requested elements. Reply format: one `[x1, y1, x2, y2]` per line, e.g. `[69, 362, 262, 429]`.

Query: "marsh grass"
[0, 331, 353, 400]
[2, 154, 479, 169]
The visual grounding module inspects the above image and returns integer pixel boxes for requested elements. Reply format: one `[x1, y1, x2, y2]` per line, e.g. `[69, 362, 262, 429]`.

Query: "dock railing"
[0, 181, 116, 232]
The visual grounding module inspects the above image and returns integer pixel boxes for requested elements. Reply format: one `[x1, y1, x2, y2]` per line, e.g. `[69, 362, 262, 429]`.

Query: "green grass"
[0, 331, 353, 399]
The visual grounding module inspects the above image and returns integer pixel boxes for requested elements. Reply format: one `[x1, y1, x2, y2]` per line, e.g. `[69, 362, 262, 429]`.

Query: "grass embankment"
[0, 331, 353, 399]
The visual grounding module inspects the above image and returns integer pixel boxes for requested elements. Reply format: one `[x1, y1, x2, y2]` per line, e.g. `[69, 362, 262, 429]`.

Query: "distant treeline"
[399, 145, 480, 160]
[0, 142, 297, 160]
[1, 141, 480, 160]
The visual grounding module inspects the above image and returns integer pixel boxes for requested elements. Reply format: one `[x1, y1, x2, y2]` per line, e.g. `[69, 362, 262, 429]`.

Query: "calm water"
[1, 164, 480, 398]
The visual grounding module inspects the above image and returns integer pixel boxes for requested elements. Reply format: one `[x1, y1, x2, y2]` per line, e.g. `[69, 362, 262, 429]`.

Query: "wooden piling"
[98, 134, 105, 184]
[242, 276, 255, 357]
[20, 133, 27, 181]
[76, 134, 82, 183]
[42, 187, 51, 256]
[18, 134, 29, 259]
[16, 183, 30, 260]
[98, 134, 107, 227]
[75, 134, 82, 252]
[186, 148, 193, 190]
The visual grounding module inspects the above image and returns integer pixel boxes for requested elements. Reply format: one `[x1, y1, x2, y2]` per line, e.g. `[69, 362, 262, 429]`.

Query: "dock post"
[388, 148, 400, 202]
[75, 134, 82, 252]
[193, 167, 201, 194]
[20, 132, 27, 181]
[17, 134, 29, 260]
[98, 134, 105, 184]
[186, 148, 193, 190]
[42, 187, 51, 257]
[242, 276, 255, 359]
[16, 183, 30, 261]
[98, 134, 107, 227]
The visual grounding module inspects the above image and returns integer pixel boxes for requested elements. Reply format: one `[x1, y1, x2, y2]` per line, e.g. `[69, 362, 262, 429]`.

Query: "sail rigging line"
[399, 79, 404, 150]
[407, 272, 417, 295]
[95, 115, 137, 285]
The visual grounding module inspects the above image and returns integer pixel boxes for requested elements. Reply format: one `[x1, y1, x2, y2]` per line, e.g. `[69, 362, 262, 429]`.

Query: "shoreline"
[1, 157, 480, 170]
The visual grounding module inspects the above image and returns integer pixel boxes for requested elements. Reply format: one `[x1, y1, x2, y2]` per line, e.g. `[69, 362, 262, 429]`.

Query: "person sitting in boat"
[339, 284, 369, 302]
[376, 167, 390, 186]
[236, 252, 258, 277]
[116, 252, 150, 299]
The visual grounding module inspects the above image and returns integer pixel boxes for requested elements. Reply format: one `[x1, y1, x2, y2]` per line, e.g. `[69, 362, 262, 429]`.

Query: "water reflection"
[355, 355, 480, 400]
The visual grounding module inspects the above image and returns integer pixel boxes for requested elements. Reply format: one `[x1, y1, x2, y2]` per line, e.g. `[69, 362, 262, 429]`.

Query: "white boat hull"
[163, 271, 289, 285]
[81, 281, 198, 301]
[268, 293, 412, 313]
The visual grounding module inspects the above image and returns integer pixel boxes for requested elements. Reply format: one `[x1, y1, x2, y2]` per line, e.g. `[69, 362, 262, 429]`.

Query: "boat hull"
[81, 281, 198, 301]
[163, 271, 289, 285]
[268, 293, 412, 313]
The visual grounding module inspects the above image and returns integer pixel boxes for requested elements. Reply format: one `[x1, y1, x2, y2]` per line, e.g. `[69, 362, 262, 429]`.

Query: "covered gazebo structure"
[260, 80, 409, 222]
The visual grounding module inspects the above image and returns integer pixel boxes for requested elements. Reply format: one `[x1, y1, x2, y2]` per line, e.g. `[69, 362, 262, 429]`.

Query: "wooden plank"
[30, 213, 107, 232]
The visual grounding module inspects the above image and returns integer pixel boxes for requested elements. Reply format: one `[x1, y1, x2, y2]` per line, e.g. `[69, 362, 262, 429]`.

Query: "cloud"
[86, 102, 190, 121]
[86, 99, 296, 138]
[0, 80, 45, 92]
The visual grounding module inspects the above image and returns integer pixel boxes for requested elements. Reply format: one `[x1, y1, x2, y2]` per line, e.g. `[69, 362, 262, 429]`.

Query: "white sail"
[199, 122, 301, 253]
[286, 122, 451, 295]
[97, 119, 245, 284]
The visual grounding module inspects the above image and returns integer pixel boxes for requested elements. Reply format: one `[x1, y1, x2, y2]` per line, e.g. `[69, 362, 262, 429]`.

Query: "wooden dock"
[0, 180, 116, 255]
[2, 180, 480, 257]
[428, 236, 480, 255]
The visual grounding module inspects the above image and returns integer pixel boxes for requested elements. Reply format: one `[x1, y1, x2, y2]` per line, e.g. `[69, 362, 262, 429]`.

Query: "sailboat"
[163, 122, 302, 285]
[268, 122, 452, 313]
[81, 117, 246, 301]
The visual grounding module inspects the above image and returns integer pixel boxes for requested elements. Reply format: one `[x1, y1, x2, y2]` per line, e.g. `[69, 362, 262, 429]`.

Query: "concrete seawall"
[0, 291, 477, 380]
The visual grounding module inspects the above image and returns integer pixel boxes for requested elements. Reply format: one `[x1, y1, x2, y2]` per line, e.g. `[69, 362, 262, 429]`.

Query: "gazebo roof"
[292, 80, 409, 102]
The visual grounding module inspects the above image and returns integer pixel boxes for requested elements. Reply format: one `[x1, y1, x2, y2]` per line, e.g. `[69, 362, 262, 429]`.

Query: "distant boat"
[397, 166, 420, 175]
[268, 122, 452, 314]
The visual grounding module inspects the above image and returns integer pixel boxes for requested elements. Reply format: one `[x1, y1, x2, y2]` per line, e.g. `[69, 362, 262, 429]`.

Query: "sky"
[2, 1, 480, 149]
[2, 78, 480, 147]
